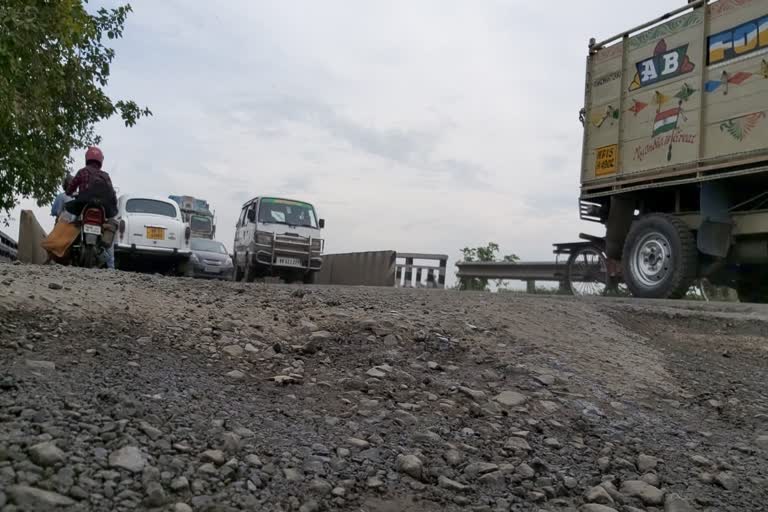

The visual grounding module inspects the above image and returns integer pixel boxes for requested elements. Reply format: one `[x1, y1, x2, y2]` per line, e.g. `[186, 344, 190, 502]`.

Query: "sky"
[7, 0, 682, 267]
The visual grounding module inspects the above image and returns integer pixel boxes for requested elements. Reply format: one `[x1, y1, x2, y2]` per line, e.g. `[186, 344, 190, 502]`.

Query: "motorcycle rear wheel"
[79, 245, 97, 268]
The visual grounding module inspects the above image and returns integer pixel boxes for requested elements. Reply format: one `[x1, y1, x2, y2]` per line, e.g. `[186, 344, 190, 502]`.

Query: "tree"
[0, 1, 151, 219]
[457, 242, 519, 291]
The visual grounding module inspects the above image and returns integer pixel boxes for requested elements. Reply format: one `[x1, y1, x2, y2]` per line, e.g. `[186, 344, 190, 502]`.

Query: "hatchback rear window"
[126, 199, 177, 218]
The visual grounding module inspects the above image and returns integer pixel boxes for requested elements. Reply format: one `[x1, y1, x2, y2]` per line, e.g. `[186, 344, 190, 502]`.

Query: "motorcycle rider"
[50, 174, 73, 221]
[64, 146, 118, 268]
[65, 147, 118, 217]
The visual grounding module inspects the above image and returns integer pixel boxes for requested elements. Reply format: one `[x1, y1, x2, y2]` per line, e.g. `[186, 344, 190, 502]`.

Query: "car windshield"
[126, 199, 176, 218]
[258, 199, 317, 228]
[191, 239, 227, 253]
[190, 215, 212, 232]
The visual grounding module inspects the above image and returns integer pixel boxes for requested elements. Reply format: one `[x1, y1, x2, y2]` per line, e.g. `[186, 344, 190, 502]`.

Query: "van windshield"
[258, 198, 317, 228]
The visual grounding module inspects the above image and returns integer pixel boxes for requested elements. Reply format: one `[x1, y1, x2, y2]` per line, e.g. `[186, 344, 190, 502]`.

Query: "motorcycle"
[68, 200, 115, 268]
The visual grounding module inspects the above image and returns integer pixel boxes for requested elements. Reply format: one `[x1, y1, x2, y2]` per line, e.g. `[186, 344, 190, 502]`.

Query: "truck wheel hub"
[632, 233, 671, 286]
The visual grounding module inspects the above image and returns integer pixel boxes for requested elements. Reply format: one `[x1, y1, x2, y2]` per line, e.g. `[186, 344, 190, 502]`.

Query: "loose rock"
[396, 454, 424, 481]
[8, 485, 75, 508]
[109, 446, 145, 473]
[493, 390, 528, 407]
[28, 442, 65, 467]
[621, 480, 665, 505]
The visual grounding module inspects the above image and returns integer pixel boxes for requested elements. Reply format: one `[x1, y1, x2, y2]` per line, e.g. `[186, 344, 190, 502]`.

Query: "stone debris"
[108, 446, 145, 473]
[0, 263, 764, 512]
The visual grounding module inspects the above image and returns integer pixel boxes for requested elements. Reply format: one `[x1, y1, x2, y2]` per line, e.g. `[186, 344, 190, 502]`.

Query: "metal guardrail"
[455, 261, 567, 293]
[396, 253, 448, 289]
[0, 229, 18, 263]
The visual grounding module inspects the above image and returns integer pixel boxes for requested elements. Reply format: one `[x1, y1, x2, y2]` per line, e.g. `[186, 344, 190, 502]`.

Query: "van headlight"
[256, 232, 273, 245]
[224, 256, 233, 267]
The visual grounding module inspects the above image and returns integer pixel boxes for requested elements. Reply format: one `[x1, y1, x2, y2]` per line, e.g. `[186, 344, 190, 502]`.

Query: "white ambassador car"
[115, 194, 191, 272]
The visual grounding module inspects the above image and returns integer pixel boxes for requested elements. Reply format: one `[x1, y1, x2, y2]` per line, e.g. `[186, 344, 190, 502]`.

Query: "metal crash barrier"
[396, 253, 448, 288]
[455, 261, 568, 293]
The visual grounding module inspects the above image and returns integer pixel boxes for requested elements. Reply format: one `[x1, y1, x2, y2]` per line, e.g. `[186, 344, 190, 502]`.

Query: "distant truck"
[232, 196, 325, 283]
[168, 195, 215, 239]
[578, 0, 768, 301]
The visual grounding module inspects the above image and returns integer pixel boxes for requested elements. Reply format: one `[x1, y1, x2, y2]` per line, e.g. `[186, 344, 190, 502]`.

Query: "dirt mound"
[1, 263, 767, 511]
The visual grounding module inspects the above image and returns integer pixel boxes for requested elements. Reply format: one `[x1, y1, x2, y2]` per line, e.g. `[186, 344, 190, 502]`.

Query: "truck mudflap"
[254, 233, 323, 271]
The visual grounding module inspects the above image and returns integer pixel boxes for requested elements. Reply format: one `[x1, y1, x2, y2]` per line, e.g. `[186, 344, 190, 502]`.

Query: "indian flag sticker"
[653, 108, 680, 137]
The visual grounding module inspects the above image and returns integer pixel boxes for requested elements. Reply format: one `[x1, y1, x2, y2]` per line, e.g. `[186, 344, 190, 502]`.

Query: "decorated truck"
[564, 0, 768, 301]
[168, 195, 215, 239]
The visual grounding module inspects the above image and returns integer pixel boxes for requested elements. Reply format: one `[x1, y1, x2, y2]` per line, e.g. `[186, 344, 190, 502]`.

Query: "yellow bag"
[42, 219, 80, 259]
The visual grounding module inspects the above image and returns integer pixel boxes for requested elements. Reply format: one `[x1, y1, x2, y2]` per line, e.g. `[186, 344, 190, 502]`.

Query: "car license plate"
[146, 227, 165, 240]
[204, 266, 221, 273]
[276, 256, 302, 267]
[83, 224, 101, 235]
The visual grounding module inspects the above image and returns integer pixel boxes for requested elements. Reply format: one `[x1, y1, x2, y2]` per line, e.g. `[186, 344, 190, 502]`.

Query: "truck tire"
[622, 213, 698, 299]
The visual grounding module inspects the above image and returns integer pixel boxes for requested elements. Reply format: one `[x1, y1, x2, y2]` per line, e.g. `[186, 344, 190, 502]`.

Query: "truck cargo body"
[580, 0, 768, 300]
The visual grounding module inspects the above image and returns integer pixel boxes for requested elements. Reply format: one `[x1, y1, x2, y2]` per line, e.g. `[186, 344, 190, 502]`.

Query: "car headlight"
[224, 256, 233, 267]
[190, 253, 199, 263]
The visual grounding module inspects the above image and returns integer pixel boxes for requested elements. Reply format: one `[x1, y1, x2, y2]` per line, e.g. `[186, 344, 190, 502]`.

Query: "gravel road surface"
[1, 263, 767, 511]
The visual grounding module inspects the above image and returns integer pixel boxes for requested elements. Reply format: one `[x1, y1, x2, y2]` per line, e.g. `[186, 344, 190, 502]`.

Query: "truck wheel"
[622, 213, 698, 299]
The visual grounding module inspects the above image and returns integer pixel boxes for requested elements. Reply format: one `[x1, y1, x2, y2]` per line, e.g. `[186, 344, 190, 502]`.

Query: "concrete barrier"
[17, 210, 48, 265]
[314, 251, 397, 286]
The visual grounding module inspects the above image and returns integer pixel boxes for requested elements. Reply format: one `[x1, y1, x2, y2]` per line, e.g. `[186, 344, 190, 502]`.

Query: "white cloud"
[8, 0, 680, 269]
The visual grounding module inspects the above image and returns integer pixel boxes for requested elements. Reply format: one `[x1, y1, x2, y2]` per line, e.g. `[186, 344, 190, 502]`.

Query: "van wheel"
[622, 213, 698, 299]
[243, 255, 257, 283]
[233, 254, 243, 282]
